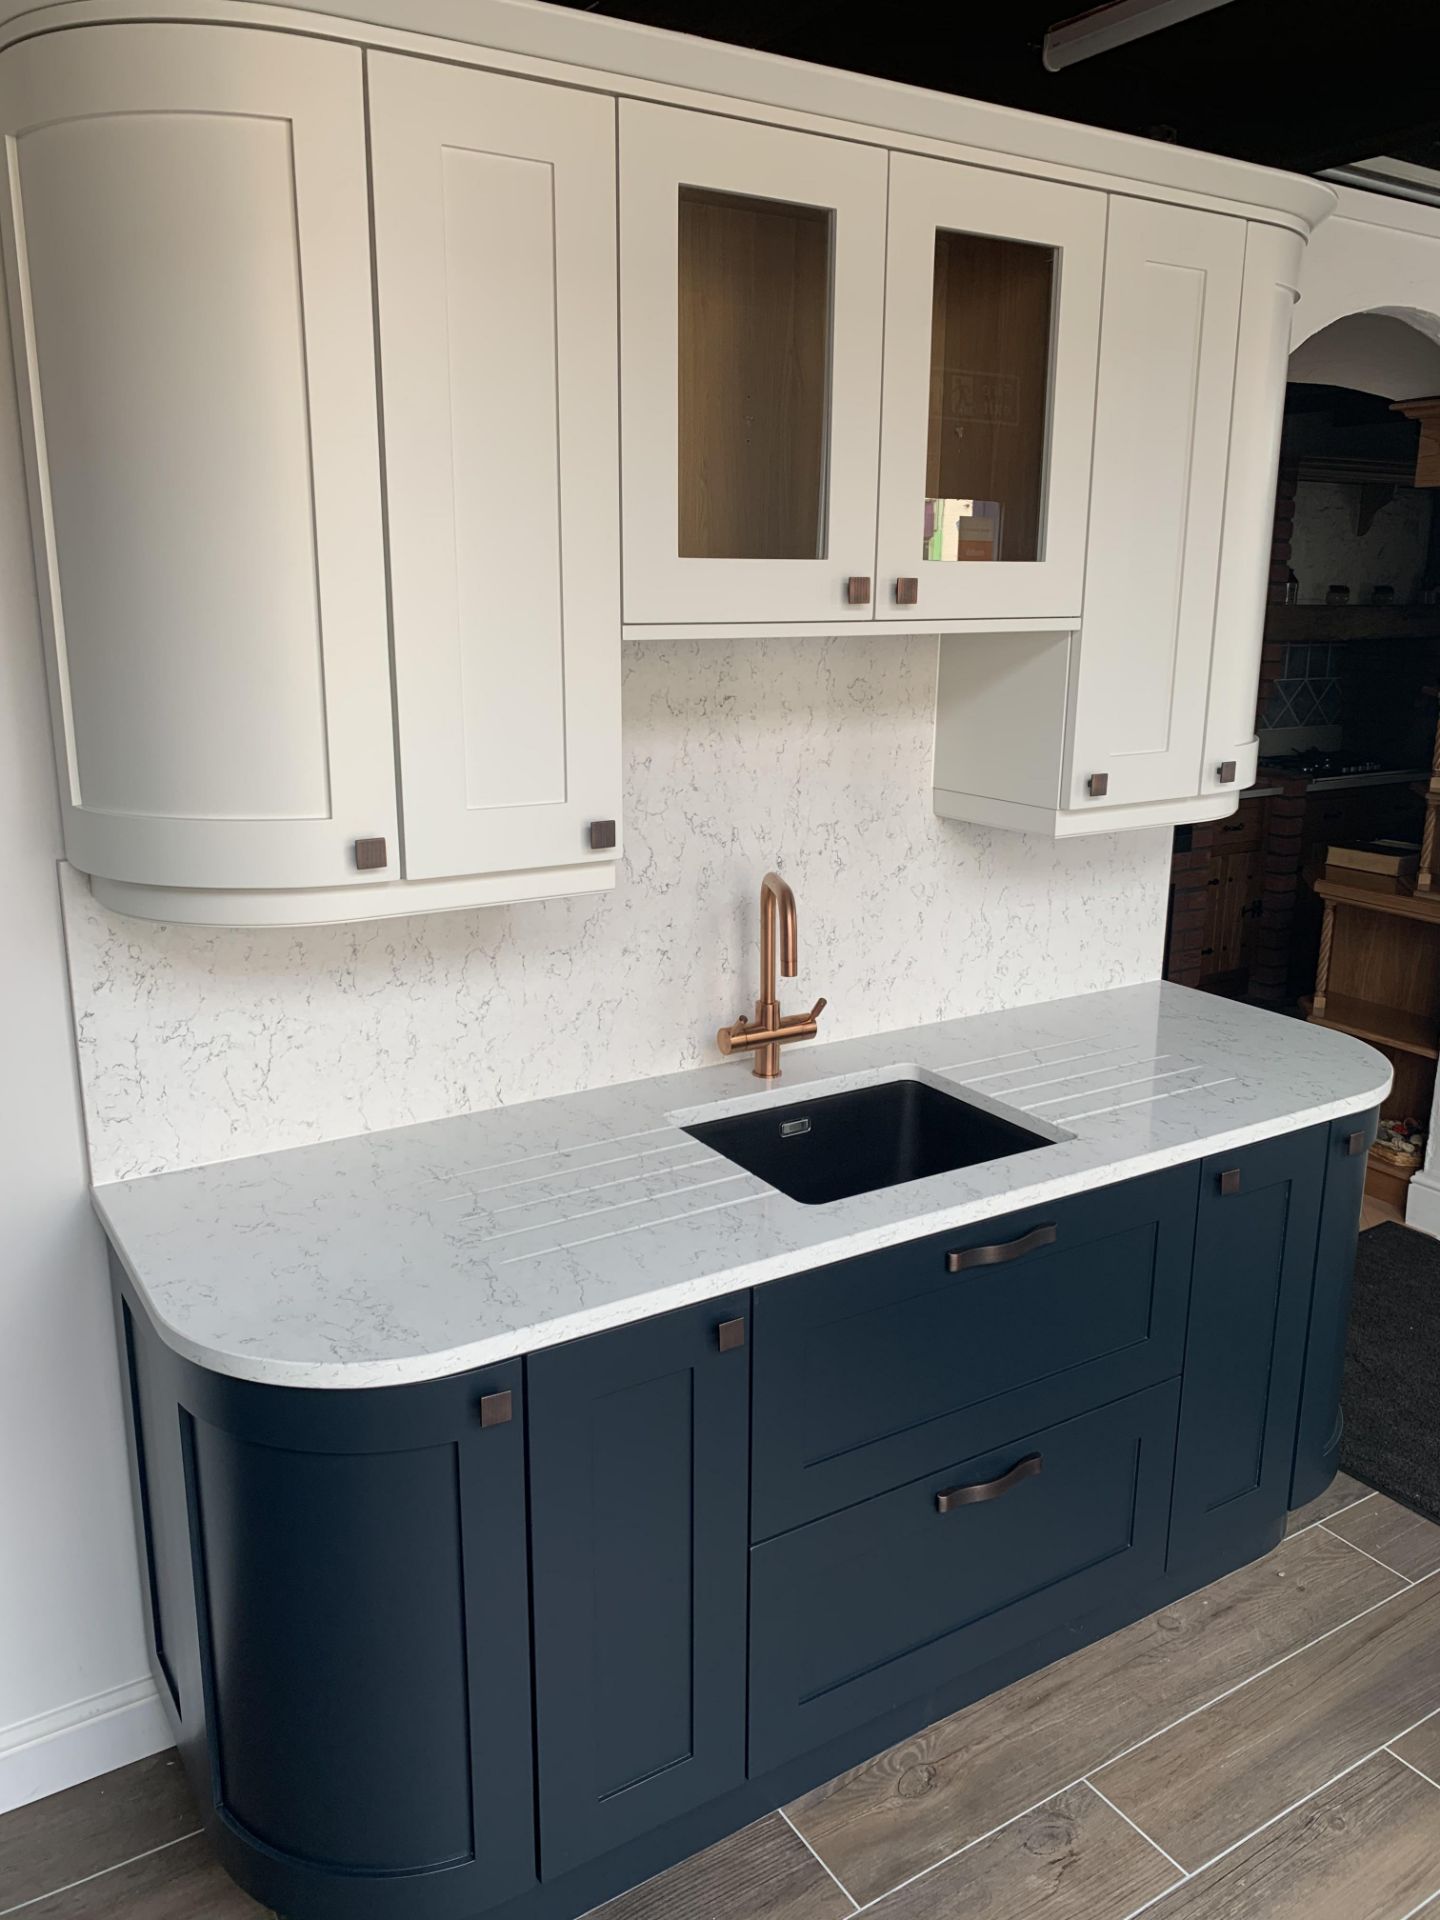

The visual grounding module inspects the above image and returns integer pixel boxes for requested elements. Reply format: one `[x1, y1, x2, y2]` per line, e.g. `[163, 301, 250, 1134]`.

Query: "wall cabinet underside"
[113, 1112, 1371, 1920]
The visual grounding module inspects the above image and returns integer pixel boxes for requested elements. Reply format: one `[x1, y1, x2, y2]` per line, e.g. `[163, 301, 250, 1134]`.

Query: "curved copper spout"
[760, 870, 798, 991]
[716, 871, 825, 1078]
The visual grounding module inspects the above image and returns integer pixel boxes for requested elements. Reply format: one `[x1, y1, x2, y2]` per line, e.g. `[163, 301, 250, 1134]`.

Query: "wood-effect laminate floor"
[3, 1483, 1439, 1920]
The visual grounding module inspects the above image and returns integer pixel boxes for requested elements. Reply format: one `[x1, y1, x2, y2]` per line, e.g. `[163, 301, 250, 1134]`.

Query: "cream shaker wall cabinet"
[933, 206, 1304, 836]
[368, 55, 621, 889]
[0, 2, 1333, 910]
[0, 25, 622, 926]
[0, 26, 398, 912]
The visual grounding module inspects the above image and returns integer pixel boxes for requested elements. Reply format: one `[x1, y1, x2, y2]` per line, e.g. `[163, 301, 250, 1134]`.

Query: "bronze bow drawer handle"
[935, 1452, 1044, 1513]
[945, 1222, 1057, 1273]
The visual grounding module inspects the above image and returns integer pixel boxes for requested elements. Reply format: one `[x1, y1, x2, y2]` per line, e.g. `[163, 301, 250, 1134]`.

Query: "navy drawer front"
[749, 1379, 1181, 1774]
[751, 1165, 1197, 1539]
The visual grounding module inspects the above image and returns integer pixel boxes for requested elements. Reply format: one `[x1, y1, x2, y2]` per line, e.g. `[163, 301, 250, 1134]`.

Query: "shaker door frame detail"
[1065, 196, 1246, 811]
[618, 100, 887, 627]
[0, 23, 398, 892]
[369, 53, 621, 883]
[875, 153, 1105, 623]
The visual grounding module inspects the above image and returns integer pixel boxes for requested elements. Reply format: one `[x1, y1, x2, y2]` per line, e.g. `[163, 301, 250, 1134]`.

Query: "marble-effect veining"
[96, 983, 1391, 1388]
[60, 635, 1173, 1184]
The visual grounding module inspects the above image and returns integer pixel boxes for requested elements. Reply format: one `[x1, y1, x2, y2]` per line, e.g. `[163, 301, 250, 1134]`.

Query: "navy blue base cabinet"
[111, 1114, 1373, 1920]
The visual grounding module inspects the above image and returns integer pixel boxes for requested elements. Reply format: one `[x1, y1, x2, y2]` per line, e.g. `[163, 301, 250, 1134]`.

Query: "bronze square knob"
[479, 1389, 513, 1428]
[717, 1317, 745, 1353]
[354, 837, 388, 871]
[1217, 761, 1237, 784]
[1087, 773, 1109, 798]
[589, 820, 617, 851]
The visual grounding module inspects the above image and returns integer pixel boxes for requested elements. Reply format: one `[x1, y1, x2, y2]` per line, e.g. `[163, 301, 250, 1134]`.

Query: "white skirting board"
[1403, 1168, 1440, 1240]
[0, 1677, 171, 1815]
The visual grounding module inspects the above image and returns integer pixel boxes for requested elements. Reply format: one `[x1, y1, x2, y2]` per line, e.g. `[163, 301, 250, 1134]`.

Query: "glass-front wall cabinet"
[620, 102, 886, 626]
[620, 108, 1110, 629]
[875, 155, 1105, 622]
[922, 230, 1054, 569]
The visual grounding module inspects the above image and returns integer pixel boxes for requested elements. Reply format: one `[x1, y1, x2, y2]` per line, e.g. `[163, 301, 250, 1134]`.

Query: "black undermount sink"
[682, 1074, 1053, 1206]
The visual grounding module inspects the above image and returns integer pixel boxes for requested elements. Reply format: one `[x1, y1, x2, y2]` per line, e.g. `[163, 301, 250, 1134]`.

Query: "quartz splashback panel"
[62, 634, 1172, 1183]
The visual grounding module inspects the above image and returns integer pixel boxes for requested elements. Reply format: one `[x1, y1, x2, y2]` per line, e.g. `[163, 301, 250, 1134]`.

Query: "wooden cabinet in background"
[1199, 800, 1266, 992]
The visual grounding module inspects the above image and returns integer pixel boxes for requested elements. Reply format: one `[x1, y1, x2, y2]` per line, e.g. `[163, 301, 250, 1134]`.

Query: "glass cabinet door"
[876, 156, 1105, 622]
[620, 103, 887, 626]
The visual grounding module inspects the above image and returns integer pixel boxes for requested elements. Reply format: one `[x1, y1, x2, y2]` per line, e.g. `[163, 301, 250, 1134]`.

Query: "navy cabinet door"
[527, 1296, 750, 1880]
[1170, 1126, 1327, 1574]
[118, 1276, 539, 1920]
[1291, 1109, 1376, 1510]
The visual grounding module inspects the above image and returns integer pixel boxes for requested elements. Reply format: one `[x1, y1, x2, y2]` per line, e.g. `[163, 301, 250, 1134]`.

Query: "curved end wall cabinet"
[0, 11, 1330, 928]
[0, 25, 623, 926]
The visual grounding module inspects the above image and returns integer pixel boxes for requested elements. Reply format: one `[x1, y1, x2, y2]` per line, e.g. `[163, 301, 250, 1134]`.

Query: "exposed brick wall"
[1163, 824, 1218, 988]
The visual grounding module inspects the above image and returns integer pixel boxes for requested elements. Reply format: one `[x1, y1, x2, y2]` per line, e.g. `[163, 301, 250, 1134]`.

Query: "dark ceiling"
[549, 0, 1440, 180]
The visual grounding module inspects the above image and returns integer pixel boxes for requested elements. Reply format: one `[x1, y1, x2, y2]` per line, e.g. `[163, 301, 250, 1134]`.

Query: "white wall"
[1294, 184, 1440, 351]
[0, 290, 169, 1811]
[1287, 480, 1433, 607]
[1288, 310, 1440, 398]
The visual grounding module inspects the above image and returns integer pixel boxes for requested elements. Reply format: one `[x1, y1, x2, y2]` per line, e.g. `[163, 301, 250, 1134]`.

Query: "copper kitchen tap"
[717, 872, 827, 1078]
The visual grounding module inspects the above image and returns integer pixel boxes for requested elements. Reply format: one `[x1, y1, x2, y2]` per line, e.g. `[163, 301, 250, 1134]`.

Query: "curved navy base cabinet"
[111, 1111, 1373, 1920]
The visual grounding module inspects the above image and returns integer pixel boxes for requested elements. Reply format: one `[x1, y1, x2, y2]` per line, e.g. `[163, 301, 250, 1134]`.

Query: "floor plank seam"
[1082, 1779, 1190, 1880]
[1091, 1564, 1438, 1783]
[1107, 1703, 1440, 1920]
[1386, 1746, 1440, 1793]
[825, 1771, 1105, 1916]
[1395, 1889, 1440, 1920]
[798, 1565, 1440, 1918]
[0, 1829, 203, 1919]
[1316, 1520, 1417, 1584]
[776, 1807, 862, 1914]
[1289, 1489, 1378, 1537]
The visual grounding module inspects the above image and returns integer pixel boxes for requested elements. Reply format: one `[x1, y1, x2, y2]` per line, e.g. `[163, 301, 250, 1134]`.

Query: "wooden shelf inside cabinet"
[1301, 993, 1440, 1060]
[1264, 604, 1440, 643]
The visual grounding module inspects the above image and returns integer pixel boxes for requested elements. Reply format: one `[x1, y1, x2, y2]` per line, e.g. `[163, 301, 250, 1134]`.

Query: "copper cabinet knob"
[588, 820, 617, 851]
[895, 577, 919, 606]
[353, 837, 388, 870]
[846, 575, 872, 605]
[1217, 761, 1237, 784]
[1219, 1167, 1241, 1195]
[1087, 773, 1109, 798]
[717, 1317, 745, 1353]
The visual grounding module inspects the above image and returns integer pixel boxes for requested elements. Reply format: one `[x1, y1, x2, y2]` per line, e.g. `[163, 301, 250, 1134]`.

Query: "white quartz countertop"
[95, 983, 1391, 1390]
